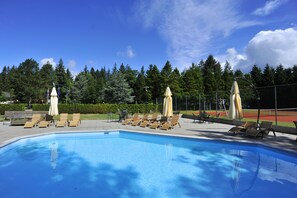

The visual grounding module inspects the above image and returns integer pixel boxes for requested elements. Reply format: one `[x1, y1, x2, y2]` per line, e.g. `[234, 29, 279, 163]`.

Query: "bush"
[0, 104, 26, 115]
[30, 103, 161, 114]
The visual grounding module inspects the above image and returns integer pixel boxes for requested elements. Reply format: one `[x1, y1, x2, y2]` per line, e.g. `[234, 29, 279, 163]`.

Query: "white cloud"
[126, 46, 135, 58]
[117, 46, 136, 58]
[221, 28, 297, 72]
[216, 48, 246, 69]
[135, 0, 258, 69]
[40, 58, 56, 67]
[252, 0, 287, 16]
[67, 59, 76, 68]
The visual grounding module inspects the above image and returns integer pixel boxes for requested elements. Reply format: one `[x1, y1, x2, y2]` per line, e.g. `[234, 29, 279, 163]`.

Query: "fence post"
[199, 94, 201, 113]
[274, 85, 278, 126]
[185, 95, 188, 111]
[216, 91, 218, 116]
[175, 96, 177, 111]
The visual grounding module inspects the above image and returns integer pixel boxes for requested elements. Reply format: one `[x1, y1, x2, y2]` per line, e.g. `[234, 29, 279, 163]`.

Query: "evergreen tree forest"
[1, 56, 297, 109]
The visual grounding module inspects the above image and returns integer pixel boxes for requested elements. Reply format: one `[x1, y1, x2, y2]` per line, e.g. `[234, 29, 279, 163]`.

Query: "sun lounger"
[170, 115, 181, 128]
[160, 115, 181, 130]
[24, 114, 42, 128]
[122, 113, 139, 125]
[69, 113, 81, 127]
[56, 113, 68, 127]
[139, 120, 150, 127]
[131, 118, 142, 126]
[131, 114, 149, 126]
[143, 113, 149, 120]
[149, 113, 159, 122]
[150, 116, 168, 129]
[160, 121, 171, 130]
[39, 121, 50, 128]
[150, 121, 160, 129]
[245, 121, 275, 138]
[228, 121, 257, 135]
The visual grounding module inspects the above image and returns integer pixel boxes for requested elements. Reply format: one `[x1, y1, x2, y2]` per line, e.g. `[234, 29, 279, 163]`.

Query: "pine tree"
[134, 66, 149, 103]
[12, 59, 40, 103]
[55, 59, 68, 102]
[262, 64, 275, 86]
[275, 65, 288, 85]
[146, 64, 161, 103]
[202, 55, 217, 94]
[250, 65, 262, 87]
[103, 71, 134, 104]
[169, 68, 183, 97]
[160, 61, 173, 91]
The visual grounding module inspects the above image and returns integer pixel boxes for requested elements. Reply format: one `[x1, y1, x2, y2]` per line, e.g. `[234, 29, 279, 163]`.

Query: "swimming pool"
[0, 131, 297, 197]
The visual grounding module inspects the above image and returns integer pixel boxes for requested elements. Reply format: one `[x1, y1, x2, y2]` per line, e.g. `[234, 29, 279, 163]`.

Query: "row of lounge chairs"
[122, 113, 181, 130]
[228, 121, 276, 138]
[24, 113, 81, 128]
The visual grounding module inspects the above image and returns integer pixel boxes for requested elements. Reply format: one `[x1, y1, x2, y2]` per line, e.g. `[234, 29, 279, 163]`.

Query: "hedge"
[32, 103, 161, 114]
[0, 104, 26, 115]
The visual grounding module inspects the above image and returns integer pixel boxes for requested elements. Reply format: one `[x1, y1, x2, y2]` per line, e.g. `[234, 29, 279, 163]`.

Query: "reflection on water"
[1, 132, 297, 197]
[228, 149, 297, 197]
[49, 142, 58, 169]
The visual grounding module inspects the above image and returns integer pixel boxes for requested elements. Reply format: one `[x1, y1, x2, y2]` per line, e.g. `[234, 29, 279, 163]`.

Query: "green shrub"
[30, 103, 161, 114]
[0, 104, 26, 115]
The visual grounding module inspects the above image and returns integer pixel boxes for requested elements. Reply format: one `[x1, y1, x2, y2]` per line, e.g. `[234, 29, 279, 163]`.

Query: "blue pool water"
[0, 131, 297, 198]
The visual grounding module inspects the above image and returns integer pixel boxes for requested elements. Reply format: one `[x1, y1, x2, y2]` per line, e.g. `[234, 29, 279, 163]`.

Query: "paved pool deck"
[1, 118, 297, 155]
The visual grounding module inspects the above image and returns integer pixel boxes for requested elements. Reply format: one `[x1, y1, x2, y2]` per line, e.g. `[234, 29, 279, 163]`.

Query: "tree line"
[1, 55, 297, 106]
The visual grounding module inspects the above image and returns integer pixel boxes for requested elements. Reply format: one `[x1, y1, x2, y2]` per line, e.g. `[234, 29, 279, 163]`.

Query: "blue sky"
[1, 0, 297, 75]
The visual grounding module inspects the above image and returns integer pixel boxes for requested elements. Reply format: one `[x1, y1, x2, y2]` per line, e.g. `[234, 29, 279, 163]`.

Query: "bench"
[4, 111, 49, 120]
[192, 113, 210, 123]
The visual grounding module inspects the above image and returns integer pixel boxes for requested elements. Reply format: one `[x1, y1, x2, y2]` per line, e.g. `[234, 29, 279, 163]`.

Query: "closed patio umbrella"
[163, 87, 173, 117]
[229, 81, 243, 120]
[48, 86, 59, 116]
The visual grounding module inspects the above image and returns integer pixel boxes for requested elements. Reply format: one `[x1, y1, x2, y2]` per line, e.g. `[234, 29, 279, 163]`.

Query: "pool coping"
[1, 127, 297, 157]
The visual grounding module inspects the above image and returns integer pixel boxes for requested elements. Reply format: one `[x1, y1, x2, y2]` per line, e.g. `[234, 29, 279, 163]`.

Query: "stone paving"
[1, 118, 297, 155]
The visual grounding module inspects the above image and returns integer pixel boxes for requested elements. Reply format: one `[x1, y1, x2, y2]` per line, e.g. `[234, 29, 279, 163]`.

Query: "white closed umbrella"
[229, 81, 243, 120]
[163, 87, 173, 117]
[48, 86, 59, 116]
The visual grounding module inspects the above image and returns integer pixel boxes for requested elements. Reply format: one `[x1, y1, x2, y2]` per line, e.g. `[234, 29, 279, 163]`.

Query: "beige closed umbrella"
[229, 81, 243, 120]
[163, 87, 173, 117]
[48, 86, 59, 116]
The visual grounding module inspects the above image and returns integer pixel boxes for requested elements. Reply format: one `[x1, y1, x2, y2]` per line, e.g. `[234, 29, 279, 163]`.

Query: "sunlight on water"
[0, 131, 297, 198]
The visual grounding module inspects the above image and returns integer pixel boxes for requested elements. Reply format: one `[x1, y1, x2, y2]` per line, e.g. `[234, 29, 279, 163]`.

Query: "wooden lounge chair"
[69, 113, 81, 127]
[150, 121, 160, 129]
[56, 113, 68, 127]
[24, 114, 42, 128]
[131, 118, 142, 126]
[139, 120, 150, 127]
[122, 113, 139, 125]
[245, 121, 275, 138]
[150, 116, 168, 129]
[170, 115, 181, 128]
[160, 121, 171, 130]
[39, 120, 50, 128]
[228, 121, 257, 135]
[132, 114, 149, 127]
[160, 115, 181, 130]
[142, 113, 149, 121]
[149, 113, 159, 122]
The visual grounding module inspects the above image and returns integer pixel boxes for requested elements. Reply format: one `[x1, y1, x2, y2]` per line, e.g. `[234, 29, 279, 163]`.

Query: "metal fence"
[156, 83, 297, 126]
